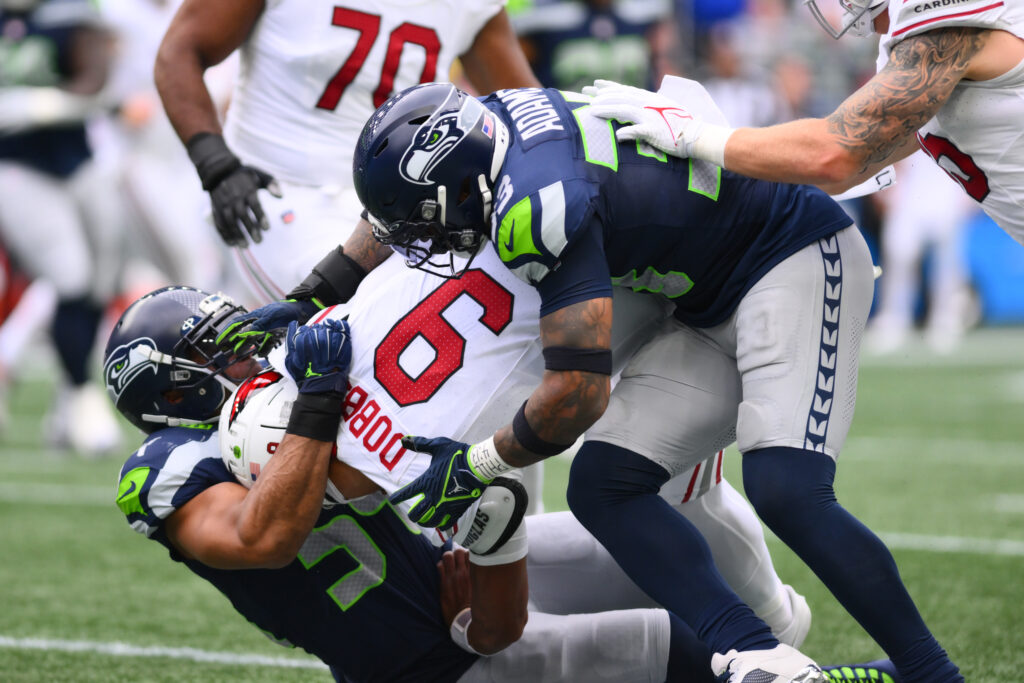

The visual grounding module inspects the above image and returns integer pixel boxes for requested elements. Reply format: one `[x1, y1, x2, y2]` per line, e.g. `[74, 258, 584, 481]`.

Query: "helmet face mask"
[805, 0, 889, 39]
[354, 82, 509, 278]
[103, 287, 260, 433]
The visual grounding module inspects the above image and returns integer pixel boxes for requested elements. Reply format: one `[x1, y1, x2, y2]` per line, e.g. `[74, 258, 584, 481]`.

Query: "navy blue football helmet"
[103, 287, 259, 433]
[353, 82, 509, 277]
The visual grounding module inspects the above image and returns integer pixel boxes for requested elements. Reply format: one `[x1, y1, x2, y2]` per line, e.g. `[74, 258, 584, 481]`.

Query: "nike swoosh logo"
[504, 219, 515, 253]
[117, 480, 138, 502]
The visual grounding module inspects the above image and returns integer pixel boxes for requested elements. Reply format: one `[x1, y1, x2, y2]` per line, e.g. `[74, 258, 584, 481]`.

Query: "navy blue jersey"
[482, 88, 853, 327]
[116, 427, 478, 683]
[0, 0, 95, 177]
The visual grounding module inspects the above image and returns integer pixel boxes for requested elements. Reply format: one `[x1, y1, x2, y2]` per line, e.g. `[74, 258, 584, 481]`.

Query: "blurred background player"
[155, 0, 540, 305]
[510, 0, 675, 91]
[96, 0, 234, 295]
[865, 151, 980, 355]
[0, 0, 124, 455]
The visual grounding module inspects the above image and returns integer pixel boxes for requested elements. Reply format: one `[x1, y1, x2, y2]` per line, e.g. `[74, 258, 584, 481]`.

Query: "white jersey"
[267, 249, 543, 495]
[223, 0, 505, 187]
[257, 248, 668, 496]
[878, 0, 1024, 245]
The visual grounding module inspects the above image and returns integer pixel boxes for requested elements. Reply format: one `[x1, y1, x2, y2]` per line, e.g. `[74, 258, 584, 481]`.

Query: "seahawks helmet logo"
[399, 86, 486, 186]
[104, 338, 159, 403]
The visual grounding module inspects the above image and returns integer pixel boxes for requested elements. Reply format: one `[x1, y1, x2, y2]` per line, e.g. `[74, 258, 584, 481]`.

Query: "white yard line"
[841, 436, 1024, 465]
[0, 635, 327, 670]
[876, 532, 1024, 557]
[0, 483, 113, 505]
[992, 494, 1024, 513]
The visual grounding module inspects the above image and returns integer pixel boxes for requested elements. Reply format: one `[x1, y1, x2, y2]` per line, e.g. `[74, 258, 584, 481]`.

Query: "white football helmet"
[805, 0, 889, 39]
[219, 370, 292, 488]
[219, 371, 347, 505]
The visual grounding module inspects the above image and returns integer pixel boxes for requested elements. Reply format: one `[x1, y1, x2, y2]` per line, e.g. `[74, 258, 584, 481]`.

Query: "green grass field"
[2, 329, 1023, 681]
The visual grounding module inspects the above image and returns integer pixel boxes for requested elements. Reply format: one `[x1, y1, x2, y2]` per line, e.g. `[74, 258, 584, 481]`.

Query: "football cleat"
[820, 659, 900, 682]
[712, 644, 829, 683]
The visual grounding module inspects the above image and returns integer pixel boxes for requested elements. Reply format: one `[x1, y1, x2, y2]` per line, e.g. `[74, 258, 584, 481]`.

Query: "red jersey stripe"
[892, 1, 1004, 37]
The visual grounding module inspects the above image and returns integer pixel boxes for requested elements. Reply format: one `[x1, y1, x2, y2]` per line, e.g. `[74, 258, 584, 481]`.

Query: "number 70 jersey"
[290, 250, 545, 496]
[224, 0, 505, 186]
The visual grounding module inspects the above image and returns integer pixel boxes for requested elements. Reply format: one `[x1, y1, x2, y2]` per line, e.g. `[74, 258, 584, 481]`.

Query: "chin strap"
[141, 414, 214, 428]
[436, 184, 448, 227]
[489, 118, 510, 182]
[478, 174, 493, 225]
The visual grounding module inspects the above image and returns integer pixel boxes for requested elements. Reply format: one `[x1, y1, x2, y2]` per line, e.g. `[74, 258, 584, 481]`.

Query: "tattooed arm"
[343, 217, 394, 273]
[493, 297, 613, 467]
[721, 27, 988, 193]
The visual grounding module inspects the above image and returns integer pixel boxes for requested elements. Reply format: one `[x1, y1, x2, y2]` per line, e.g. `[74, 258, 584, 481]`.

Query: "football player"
[155, 0, 549, 512]
[332, 83, 960, 682]
[586, 0, 1024, 248]
[0, 0, 124, 454]
[109, 280, 900, 682]
[104, 285, 738, 682]
[155, 0, 539, 303]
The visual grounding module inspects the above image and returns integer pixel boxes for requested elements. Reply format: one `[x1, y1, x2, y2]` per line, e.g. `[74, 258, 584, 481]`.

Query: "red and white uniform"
[222, 0, 506, 300]
[285, 250, 544, 493]
[878, 0, 1024, 246]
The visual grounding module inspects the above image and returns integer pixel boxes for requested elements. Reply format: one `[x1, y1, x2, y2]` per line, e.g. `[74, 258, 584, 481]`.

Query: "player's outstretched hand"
[186, 132, 283, 247]
[390, 436, 492, 529]
[584, 79, 706, 159]
[283, 319, 352, 396]
[216, 298, 323, 356]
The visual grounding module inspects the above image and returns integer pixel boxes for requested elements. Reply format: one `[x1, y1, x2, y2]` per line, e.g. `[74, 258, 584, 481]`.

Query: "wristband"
[690, 123, 734, 169]
[512, 402, 574, 456]
[185, 132, 241, 190]
[468, 436, 512, 481]
[287, 246, 368, 306]
[450, 607, 482, 655]
[285, 392, 344, 442]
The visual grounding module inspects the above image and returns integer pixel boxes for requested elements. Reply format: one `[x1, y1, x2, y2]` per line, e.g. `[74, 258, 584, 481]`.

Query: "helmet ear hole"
[163, 389, 185, 405]
[457, 177, 473, 205]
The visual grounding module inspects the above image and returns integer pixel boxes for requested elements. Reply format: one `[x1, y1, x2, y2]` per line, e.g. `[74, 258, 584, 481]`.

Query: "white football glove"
[583, 79, 733, 167]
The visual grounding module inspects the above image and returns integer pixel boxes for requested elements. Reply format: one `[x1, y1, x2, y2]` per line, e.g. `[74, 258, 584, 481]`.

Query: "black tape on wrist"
[185, 132, 240, 191]
[542, 346, 613, 375]
[512, 401, 574, 456]
[286, 246, 368, 306]
[285, 392, 344, 442]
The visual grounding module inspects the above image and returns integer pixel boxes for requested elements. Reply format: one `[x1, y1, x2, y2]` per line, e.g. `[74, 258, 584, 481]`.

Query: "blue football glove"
[283, 318, 352, 395]
[389, 436, 493, 528]
[216, 298, 323, 356]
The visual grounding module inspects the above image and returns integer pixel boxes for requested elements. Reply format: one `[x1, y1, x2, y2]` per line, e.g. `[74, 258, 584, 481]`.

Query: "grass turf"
[2, 329, 1023, 680]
